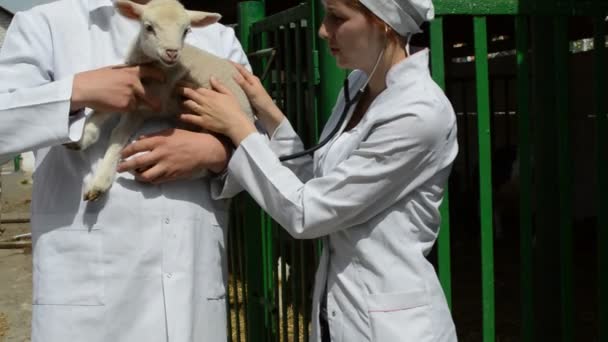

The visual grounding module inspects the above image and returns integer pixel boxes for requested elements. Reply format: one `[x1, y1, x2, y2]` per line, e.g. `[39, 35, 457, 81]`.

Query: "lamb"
[70, 0, 254, 201]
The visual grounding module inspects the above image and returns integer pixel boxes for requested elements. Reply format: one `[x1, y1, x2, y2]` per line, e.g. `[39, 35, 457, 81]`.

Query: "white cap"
[358, 0, 434, 36]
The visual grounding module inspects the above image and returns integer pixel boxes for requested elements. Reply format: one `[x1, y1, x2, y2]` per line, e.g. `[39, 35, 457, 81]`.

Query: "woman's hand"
[231, 62, 285, 135]
[116, 128, 231, 184]
[179, 77, 256, 146]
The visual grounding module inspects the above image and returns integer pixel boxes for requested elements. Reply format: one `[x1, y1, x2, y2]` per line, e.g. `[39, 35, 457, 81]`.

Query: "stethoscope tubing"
[277, 34, 391, 162]
[278, 78, 363, 162]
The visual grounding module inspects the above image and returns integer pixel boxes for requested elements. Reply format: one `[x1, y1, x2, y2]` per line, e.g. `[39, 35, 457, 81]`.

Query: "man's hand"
[71, 64, 165, 113]
[116, 128, 231, 184]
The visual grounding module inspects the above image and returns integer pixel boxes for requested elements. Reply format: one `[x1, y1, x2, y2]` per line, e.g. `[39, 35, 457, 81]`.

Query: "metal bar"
[435, 0, 520, 15]
[245, 198, 266, 340]
[271, 25, 288, 342]
[250, 29, 272, 337]
[299, 240, 309, 342]
[462, 82, 472, 197]
[295, 21, 304, 134]
[249, 48, 277, 83]
[290, 241, 299, 341]
[284, 22, 301, 324]
[237, 4, 267, 341]
[504, 78, 511, 147]
[237, 1, 265, 51]
[595, 15, 608, 342]
[238, 208, 247, 342]
[515, 15, 534, 342]
[247, 47, 276, 58]
[273, 224, 281, 342]
[226, 215, 235, 341]
[266, 220, 281, 341]
[280, 236, 288, 342]
[251, 3, 309, 34]
[554, 15, 574, 342]
[531, 14, 562, 341]
[304, 12, 319, 144]
[430, 17, 453, 310]
[434, 0, 608, 15]
[489, 79, 496, 155]
[253, 28, 277, 340]
[235, 203, 245, 342]
[262, 215, 274, 337]
[285, 24, 294, 123]
[474, 16, 496, 342]
[293, 17, 306, 342]
[274, 27, 284, 121]
[282, 22, 300, 341]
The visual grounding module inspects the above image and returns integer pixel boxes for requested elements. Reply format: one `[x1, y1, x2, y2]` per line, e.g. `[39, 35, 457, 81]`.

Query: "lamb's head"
[115, 0, 221, 67]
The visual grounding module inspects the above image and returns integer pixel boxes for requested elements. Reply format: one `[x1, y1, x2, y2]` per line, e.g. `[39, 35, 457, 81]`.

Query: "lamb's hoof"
[84, 189, 104, 202]
[63, 142, 82, 151]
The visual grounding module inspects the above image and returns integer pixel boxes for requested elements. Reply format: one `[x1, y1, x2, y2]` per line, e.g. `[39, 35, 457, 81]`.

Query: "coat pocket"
[366, 290, 433, 342]
[33, 229, 104, 306]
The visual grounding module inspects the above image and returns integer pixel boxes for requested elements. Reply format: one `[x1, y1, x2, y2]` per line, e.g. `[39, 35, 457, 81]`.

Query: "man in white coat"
[0, 0, 248, 341]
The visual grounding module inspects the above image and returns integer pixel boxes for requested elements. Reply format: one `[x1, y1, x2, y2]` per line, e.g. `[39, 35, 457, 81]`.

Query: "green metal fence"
[229, 3, 329, 341]
[228, 1, 608, 341]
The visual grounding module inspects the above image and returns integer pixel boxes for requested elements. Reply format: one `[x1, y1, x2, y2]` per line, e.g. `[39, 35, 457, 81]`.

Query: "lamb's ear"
[115, 0, 145, 20]
[187, 11, 222, 27]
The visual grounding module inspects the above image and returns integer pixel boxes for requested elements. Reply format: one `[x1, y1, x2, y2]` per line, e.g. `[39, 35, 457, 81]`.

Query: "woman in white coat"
[178, 0, 458, 340]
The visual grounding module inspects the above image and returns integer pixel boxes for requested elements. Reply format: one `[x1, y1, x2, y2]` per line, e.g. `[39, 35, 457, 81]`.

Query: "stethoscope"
[278, 45, 387, 162]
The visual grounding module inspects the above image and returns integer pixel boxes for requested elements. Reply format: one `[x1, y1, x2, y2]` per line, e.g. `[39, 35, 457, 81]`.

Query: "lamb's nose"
[166, 49, 178, 60]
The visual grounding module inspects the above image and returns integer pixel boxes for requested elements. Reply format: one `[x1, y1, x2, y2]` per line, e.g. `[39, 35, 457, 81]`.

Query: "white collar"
[386, 48, 430, 87]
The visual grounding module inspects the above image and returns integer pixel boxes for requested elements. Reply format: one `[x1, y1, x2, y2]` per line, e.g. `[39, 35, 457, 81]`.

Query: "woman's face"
[319, 0, 385, 71]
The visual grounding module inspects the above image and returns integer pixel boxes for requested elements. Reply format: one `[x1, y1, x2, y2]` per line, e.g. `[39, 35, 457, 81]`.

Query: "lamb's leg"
[84, 115, 144, 201]
[65, 111, 116, 151]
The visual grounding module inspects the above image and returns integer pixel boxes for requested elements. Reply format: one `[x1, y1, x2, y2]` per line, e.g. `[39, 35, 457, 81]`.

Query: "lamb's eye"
[145, 24, 155, 34]
[183, 27, 191, 37]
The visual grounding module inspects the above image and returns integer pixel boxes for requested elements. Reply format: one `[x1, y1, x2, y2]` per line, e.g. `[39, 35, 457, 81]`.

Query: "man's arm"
[0, 12, 164, 162]
[0, 12, 79, 159]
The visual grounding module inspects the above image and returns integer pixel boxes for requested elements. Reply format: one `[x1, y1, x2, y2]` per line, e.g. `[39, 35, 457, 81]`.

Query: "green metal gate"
[227, 1, 608, 341]
[228, 3, 333, 341]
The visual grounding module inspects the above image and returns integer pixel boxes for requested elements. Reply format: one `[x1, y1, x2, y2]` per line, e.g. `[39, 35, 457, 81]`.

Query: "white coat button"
[165, 273, 172, 279]
[331, 311, 336, 317]
[164, 218, 170, 224]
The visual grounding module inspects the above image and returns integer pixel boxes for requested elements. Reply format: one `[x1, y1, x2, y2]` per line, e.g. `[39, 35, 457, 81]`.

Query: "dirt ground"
[0, 168, 33, 342]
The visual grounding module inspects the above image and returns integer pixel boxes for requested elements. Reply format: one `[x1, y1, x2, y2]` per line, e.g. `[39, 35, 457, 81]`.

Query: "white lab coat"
[0, 0, 248, 341]
[223, 50, 459, 341]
